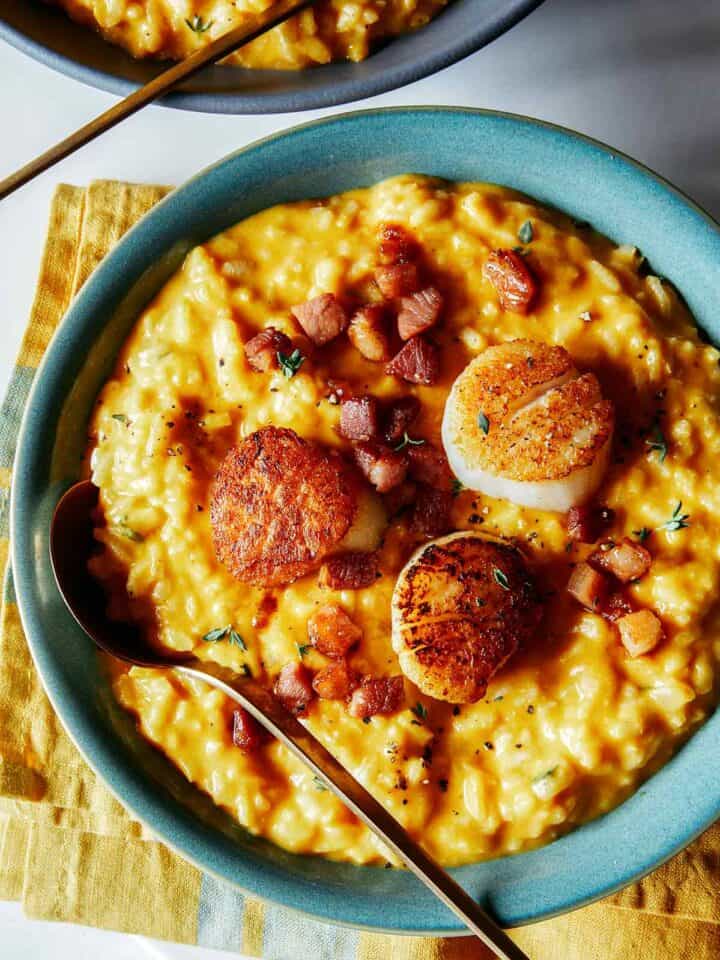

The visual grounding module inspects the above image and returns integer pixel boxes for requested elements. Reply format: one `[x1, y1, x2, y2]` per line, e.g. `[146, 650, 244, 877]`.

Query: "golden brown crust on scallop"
[210, 427, 358, 587]
[445, 340, 614, 483]
[391, 532, 542, 702]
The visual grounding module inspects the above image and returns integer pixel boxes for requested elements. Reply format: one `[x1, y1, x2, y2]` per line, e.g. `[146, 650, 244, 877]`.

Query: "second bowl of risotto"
[12, 108, 720, 932]
[0, 0, 544, 113]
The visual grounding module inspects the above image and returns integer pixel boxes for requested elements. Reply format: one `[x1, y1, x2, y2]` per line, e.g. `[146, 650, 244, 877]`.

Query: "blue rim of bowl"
[0, 1, 544, 114]
[10, 106, 720, 935]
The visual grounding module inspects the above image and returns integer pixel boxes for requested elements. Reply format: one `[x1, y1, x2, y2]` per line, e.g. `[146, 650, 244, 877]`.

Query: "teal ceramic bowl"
[11, 108, 720, 935]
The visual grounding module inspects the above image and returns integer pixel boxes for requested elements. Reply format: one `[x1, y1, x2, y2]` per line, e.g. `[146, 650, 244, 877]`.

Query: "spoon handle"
[176, 659, 530, 960]
[0, 0, 314, 201]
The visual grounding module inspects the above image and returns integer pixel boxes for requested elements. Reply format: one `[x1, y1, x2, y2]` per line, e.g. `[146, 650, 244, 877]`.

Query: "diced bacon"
[483, 250, 538, 314]
[244, 327, 293, 372]
[307, 603, 362, 658]
[566, 505, 616, 543]
[231, 707, 268, 752]
[406, 443, 453, 492]
[312, 661, 360, 701]
[601, 592, 634, 622]
[273, 662, 314, 716]
[616, 609, 664, 657]
[378, 223, 418, 265]
[410, 484, 453, 537]
[319, 552, 379, 590]
[339, 395, 381, 442]
[382, 481, 418, 517]
[348, 676, 405, 719]
[375, 262, 421, 299]
[386, 336, 440, 385]
[567, 562, 609, 612]
[383, 395, 420, 444]
[291, 293, 348, 346]
[397, 287, 443, 341]
[590, 538, 652, 583]
[348, 305, 392, 362]
[353, 441, 408, 493]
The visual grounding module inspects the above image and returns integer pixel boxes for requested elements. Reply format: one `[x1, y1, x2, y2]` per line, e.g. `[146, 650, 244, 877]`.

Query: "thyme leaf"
[394, 432, 425, 451]
[410, 702, 428, 721]
[493, 568, 510, 590]
[518, 220, 534, 244]
[277, 348, 305, 379]
[645, 419, 668, 462]
[658, 501, 691, 533]
[185, 14, 213, 31]
[477, 411, 490, 435]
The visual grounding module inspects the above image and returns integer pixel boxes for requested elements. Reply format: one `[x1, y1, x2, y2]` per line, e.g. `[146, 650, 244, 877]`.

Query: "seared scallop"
[391, 532, 541, 703]
[211, 427, 384, 587]
[441, 340, 614, 512]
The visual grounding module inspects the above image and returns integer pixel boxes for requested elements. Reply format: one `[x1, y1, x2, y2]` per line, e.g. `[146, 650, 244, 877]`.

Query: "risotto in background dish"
[50, 0, 449, 69]
[86, 175, 720, 867]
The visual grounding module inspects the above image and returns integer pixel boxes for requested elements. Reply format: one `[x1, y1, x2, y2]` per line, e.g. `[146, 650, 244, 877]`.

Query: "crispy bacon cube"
[378, 223, 418, 265]
[244, 327, 293, 372]
[567, 562, 609, 612]
[483, 249, 538, 314]
[397, 287, 443, 341]
[307, 603, 362, 658]
[273, 662, 314, 716]
[348, 676, 405, 719]
[291, 293, 348, 346]
[319, 552, 379, 590]
[406, 443, 453, 492]
[231, 707, 268, 752]
[375, 262, 421, 299]
[383, 395, 420, 444]
[410, 484, 453, 537]
[566, 505, 616, 543]
[616, 609, 664, 657]
[353, 440, 408, 493]
[339, 395, 381, 442]
[312, 661, 360, 701]
[590, 538, 652, 583]
[348, 305, 392, 362]
[386, 336, 440, 385]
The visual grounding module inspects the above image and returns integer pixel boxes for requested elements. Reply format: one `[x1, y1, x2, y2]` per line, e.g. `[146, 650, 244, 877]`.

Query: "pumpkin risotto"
[51, 0, 448, 69]
[86, 175, 720, 867]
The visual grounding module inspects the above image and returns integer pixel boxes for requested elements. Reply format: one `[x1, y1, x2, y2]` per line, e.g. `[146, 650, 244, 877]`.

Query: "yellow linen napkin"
[1, 181, 720, 958]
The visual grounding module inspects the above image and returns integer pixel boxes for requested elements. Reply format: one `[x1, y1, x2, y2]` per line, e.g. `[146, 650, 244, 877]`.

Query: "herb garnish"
[533, 766, 557, 784]
[658, 501, 691, 533]
[394, 432, 425, 452]
[645, 419, 668, 462]
[451, 478, 464, 496]
[518, 220, 534, 244]
[312, 776, 328, 792]
[118, 523, 144, 542]
[296, 643, 311, 658]
[277, 348, 305, 379]
[241, 664, 252, 678]
[493, 568, 510, 590]
[633, 527, 652, 543]
[111, 413, 129, 425]
[185, 14, 213, 31]
[477, 411, 490, 435]
[202, 625, 247, 650]
[410, 702, 428, 721]
[476, 597, 486, 607]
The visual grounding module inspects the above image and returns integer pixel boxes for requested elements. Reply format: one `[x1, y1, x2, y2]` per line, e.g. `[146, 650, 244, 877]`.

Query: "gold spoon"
[0, 0, 315, 201]
[50, 479, 531, 960]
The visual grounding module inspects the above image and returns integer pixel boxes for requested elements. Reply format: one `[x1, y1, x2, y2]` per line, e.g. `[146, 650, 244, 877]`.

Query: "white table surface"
[1, 0, 719, 955]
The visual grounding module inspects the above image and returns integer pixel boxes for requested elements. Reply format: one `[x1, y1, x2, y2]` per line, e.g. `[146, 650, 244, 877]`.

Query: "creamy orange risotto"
[52, 0, 448, 69]
[86, 175, 720, 867]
